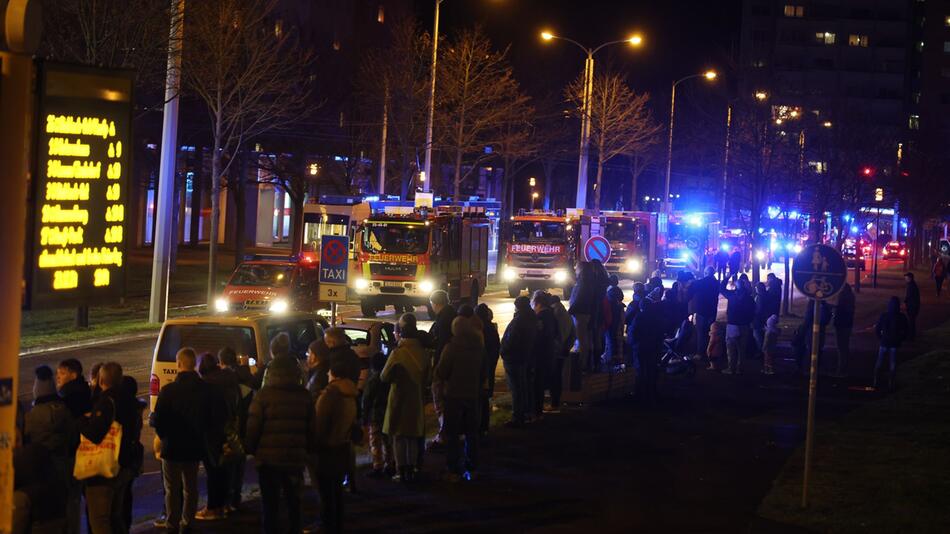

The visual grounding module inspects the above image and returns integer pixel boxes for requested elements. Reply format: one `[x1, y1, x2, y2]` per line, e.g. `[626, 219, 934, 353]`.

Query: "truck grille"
[509, 253, 561, 269]
[369, 263, 416, 278]
[379, 286, 405, 294]
[234, 300, 269, 310]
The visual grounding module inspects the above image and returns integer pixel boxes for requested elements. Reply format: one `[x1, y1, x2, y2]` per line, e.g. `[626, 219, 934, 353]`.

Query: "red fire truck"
[660, 212, 720, 275]
[600, 210, 658, 280]
[501, 211, 579, 298]
[214, 254, 323, 314]
[352, 207, 489, 318]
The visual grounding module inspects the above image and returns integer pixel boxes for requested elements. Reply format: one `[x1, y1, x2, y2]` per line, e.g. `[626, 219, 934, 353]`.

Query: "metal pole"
[873, 208, 880, 288]
[331, 301, 338, 327]
[421, 0, 441, 194]
[720, 104, 732, 225]
[575, 53, 593, 210]
[663, 81, 676, 214]
[783, 255, 791, 315]
[377, 83, 388, 196]
[801, 297, 821, 508]
[149, 0, 185, 323]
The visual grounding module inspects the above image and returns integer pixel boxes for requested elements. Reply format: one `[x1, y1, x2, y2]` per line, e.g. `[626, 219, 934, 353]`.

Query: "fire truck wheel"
[507, 285, 521, 298]
[360, 301, 377, 318]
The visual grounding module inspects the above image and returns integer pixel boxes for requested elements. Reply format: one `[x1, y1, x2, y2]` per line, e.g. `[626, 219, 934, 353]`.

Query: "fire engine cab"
[352, 207, 489, 318]
[215, 254, 323, 314]
[600, 210, 658, 279]
[501, 211, 578, 298]
[660, 212, 720, 275]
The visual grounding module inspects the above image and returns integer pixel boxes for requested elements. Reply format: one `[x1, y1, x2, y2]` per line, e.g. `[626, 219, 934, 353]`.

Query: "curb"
[19, 330, 160, 358]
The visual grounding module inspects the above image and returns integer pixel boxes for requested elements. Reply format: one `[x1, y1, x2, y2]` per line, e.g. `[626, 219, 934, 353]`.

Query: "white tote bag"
[73, 400, 123, 480]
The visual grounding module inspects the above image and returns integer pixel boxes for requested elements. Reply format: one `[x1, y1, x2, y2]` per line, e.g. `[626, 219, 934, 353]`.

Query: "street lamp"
[531, 191, 540, 210]
[420, 0, 444, 194]
[529, 176, 536, 187]
[541, 30, 644, 211]
[663, 70, 718, 214]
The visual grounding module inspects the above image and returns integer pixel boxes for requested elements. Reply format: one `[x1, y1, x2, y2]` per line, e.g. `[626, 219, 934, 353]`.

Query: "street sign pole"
[802, 296, 820, 508]
[331, 301, 337, 327]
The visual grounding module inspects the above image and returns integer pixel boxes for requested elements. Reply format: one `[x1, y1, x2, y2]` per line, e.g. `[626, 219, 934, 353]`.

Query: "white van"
[149, 312, 328, 409]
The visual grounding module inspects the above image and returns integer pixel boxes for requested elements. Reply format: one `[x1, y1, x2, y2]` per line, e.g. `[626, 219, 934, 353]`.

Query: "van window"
[157, 325, 257, 362]
[266, 319, 321, 359]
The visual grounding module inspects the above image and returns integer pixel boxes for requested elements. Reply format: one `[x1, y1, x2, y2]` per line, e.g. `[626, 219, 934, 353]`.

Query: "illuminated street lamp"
[529, 176, 536, 187]
[755, 90, 768, 101]
[541, 30, 644, 211]
[663, 70, 718, 214]
[531, 191, 540, 210]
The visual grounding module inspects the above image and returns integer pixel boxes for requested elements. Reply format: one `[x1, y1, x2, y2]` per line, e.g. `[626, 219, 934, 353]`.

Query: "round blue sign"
[792, 244, 847, 300]
[584, 235, 612, 264]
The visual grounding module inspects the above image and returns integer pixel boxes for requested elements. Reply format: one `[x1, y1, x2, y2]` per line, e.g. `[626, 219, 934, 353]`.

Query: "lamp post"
[531, 191, 539, 210]
[421, 0, 444, 194]
[663, 71, 718, 214]
[541, 31, 643, 211]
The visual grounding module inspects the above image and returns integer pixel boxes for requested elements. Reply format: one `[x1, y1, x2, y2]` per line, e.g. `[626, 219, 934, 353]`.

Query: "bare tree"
[437, 27, 531, 200]
[566, 71, 662, 213]
[252, 146, 321, 256]
[183, 0, 312, 303]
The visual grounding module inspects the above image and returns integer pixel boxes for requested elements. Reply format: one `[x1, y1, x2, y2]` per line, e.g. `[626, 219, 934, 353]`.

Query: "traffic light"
[875, 187, 884, 202]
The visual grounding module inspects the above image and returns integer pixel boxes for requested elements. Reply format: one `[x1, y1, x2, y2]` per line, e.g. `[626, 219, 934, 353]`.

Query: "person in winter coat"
[244, 343, 315, 534]
[568, 261, 596, 372]
[305, 338, 331, 399]
[195, 352, 241, 521]
[589, 260, 611, 363]
[714, 248, 729, 280]
[603, 286, 625, 366]
[933, 255, 947, 296]
[436, 317, 486, 480]
[362, 352, 394, 478]
[646, 270, 664, 294]
[720, 278, 756, 374]
[428, 290, 457, 446]
[382, 314, 430, 482]
[549, 295, 575, 412]
[688, 267, 721, 358]
[624, 282, 648, 367]
[728, 250, 742, 282]
[752, 282, 770, 358]
[904, 272, 920, 340]
[766, 273, 783, 317]
[874, 296, 909, 390]
[217, 347, 253, 512]
[55, 358, 90, 534]
[152, 349, 216, 533]
[706, 321, 726, 371]
[532, 291, 560, 417]
[118, 376, 146, 532]
[25, 365, 70, 458]
[833, 283, 856, 377]
[762, 315, 780, 375]
[79, 362, 142, 534]
[314, 360, 359, 534]
[501, 296, 539, 427]
[631, 295, 665, 404]
[475, 304, 501, 434]
[323, 328, 361, 491]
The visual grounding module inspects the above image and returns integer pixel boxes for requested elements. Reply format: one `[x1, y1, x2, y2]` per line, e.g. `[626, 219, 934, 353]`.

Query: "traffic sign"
[319, 235, 348, 303]
[792, 244, 847, 300]
[584, 235, 612, 264]
[939, 239, 950, 257]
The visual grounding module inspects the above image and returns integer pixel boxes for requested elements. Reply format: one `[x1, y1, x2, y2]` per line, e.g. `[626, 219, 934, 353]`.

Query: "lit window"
[848, 34, 868, 47]
[377, 5, 385, 23]
[274, 20, 283, 38]
[815, 32, 836, 45]
[784, 5, 804, 17]
[909, 114, 920, 130]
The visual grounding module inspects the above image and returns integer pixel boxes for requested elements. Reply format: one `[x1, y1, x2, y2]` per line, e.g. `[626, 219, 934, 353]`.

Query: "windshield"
[604, 220, 637, 242]
[266, 320, 321, 359]
[229, 264, 294, 287]
[157, 325, 256, 363]
[511, 221, 566, 242]
[668, 223, 691, 242]
[363, 223, 429, 254]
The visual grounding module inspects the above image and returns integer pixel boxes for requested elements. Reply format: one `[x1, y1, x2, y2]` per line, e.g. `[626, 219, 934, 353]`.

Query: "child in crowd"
[362, 352, 394, 478]
[706, 322, 725, 371]
[762, 314, 780, 375]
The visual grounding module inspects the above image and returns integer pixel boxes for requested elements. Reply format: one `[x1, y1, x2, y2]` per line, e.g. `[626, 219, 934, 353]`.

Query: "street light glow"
[704, 70, 717, 80]
[775, 118, 784, 125]
[823, 120, 833, 128]
[541, 31, 554, 41]
[755, 91, 768, 101]
[529, 177, 536, 187]
[628, 34, 643, 46]
[532, 192, 539, 199]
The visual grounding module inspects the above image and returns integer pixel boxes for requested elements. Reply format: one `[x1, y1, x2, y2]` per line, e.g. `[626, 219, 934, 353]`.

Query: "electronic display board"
[25, 63, 133, 309]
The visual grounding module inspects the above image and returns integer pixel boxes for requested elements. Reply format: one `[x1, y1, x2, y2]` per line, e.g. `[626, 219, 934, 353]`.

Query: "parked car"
[883, 241, 907, 260]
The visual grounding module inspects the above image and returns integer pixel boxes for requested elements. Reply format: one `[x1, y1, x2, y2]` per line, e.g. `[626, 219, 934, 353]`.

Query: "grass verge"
[757, 325, 950, 533]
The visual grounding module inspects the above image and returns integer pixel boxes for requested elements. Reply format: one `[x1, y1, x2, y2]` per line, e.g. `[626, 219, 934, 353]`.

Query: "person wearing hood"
[314, 359, 359, 533]
[719, 278, 756, 374]
[762, 315, 780, 375]
[631, 295, 664, 404]
[568, 261, 596, 373]
[501, 296, 539, 427]
[55, 358, 90, 534]
[548, 295, 575, 412]
[244, 338, 314, 534]
[603, 285, 625, 367]
[382, 314, 430, 482]
[475, 304, 501, 435]
[436, 316, 486, 481]
[25, 365, 70, 459]
[874, 296, 909, 390]
[531, 291, 560, 417]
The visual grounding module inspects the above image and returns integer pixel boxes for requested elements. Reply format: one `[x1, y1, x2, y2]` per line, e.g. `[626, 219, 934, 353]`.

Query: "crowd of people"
[11, 256, 930, 533]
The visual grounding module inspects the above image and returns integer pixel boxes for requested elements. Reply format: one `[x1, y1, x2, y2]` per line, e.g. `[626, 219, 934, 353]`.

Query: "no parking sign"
[583, 235, 612, 264]
[319, 235, 348, 302]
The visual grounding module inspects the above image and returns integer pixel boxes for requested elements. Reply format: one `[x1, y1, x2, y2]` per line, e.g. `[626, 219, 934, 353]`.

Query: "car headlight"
[419, 279, 434, 293]
[214, 297, 229, 313]
[553, 269, 568, 283]
[625, 258, 642, 273]
[354, 278, 369, 290]
[269, 299, 289, 313]
[755, 250, 766, 261]
[503, 268, 517, 281]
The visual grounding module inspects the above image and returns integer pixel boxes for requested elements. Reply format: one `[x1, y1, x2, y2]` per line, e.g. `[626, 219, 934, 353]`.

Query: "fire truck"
[501, 211, 579, 298]
[352, 207, 489, 318]
[660, 212, 720, 275]
[214, 254, 323, 314]
[600, 210, 658, 279]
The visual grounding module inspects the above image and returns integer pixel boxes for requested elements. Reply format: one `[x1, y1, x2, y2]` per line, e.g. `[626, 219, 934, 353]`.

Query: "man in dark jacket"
[475, 304, 501, 433]
[245, 344, 315, 534]
[79, 362, 142, 534]
[501, 296, 538, 427]
[153, 349, 215, 533]
[720, 278, 756, 374]
[904, 272, 920, 340]
[532, 291, 560, 416]
[314, 360, 358, 533]
[766, 273, 783, 317]
[428, 290, 456, 445]
[569, 261, 596, 372]
[324, 328, 361, 385]
[55, 358, 90, 534]
[218, 347, 253, 512]
[833, 283, 856, 377]
[687, 266, 720, 357]
[436, 317, 486, 480]
[631, 296, 665, 404]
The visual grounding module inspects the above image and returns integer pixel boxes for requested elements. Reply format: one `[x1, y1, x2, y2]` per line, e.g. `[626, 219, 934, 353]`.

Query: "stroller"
[660, 319, 697, 377]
